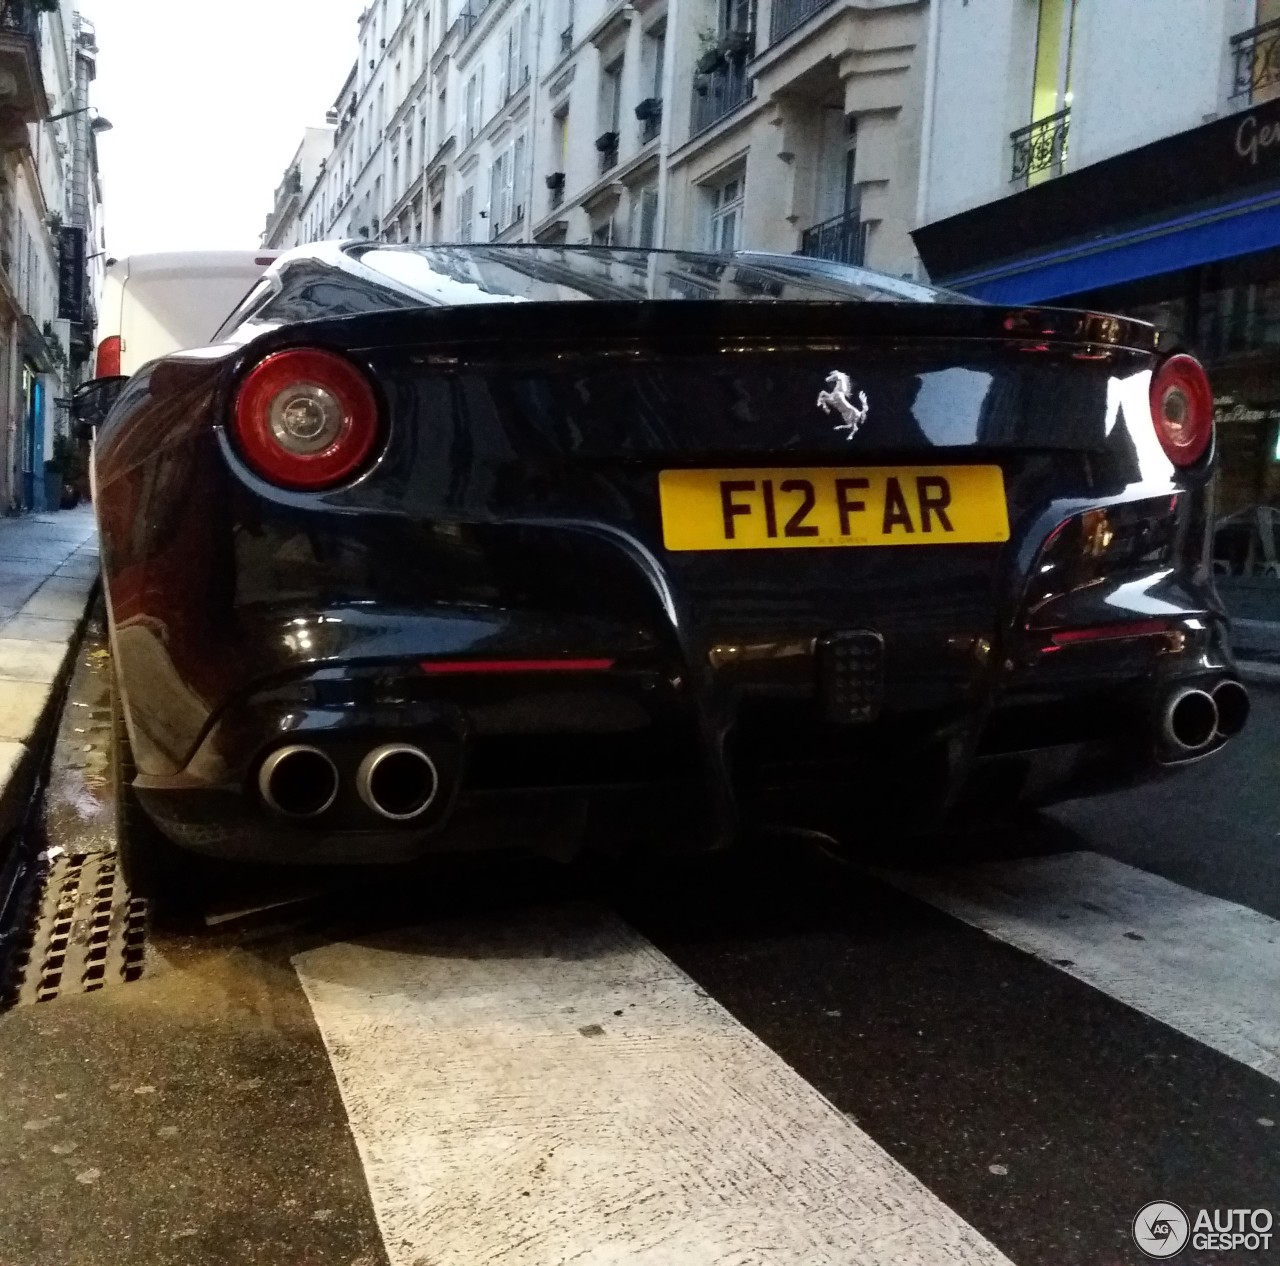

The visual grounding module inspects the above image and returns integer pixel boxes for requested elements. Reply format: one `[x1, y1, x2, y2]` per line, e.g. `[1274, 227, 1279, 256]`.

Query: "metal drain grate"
[5, 850, 147, 1005]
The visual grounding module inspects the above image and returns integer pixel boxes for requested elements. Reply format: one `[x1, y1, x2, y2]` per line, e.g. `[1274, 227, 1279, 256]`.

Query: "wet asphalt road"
[0, 619, 1275, 1266]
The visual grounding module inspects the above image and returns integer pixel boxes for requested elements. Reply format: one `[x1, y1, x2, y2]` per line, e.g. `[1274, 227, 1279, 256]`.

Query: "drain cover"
[5, 849, 147, 1006]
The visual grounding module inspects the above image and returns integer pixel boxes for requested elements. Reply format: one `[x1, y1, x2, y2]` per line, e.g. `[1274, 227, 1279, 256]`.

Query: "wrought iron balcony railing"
[596, 130, 619, 174]
[0, 0, 41, 43]
[769, 0, 834, 44]
[636, 98, 662, 144]
[1231, 18, 1280, 103]
[691, 58, 751, 136]
[1010, 107, 1069, 184]
[798, 207, 865, 267]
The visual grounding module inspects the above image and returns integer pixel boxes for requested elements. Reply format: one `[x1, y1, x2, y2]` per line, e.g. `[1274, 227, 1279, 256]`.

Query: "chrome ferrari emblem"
[816, 371, 869, 440]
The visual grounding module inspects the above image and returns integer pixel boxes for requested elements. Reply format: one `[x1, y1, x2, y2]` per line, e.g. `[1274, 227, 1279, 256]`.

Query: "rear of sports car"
[94, 245, 1245, 889]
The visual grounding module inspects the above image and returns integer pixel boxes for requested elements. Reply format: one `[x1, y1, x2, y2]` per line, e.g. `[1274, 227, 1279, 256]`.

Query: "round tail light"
[232, 348, 379, 489]
[1149, 353, 1213, 467]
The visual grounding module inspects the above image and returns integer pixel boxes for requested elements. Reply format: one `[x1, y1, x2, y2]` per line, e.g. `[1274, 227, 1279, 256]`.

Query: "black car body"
[92, 242, 1246, 895]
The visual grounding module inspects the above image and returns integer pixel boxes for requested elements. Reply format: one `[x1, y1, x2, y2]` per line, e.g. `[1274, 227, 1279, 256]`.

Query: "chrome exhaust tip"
[258, 745, 339, 818]
[1161, 687, 1219, 755]
[356, 744, 439, 821]
[1212, 678, 1250, 738]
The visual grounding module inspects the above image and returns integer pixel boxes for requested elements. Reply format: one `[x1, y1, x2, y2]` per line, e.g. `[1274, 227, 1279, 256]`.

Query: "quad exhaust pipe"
[1159, 679, 1250, 757]
[259, 745, 340, 818]
[356, 744, 439, 821]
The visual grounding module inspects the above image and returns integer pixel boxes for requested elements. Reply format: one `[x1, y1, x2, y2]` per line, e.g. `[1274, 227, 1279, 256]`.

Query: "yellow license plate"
[659, 465, 1009, 551]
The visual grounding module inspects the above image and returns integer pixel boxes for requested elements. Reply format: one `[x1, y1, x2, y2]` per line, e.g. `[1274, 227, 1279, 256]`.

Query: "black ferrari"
[83, 242, 1247, 918]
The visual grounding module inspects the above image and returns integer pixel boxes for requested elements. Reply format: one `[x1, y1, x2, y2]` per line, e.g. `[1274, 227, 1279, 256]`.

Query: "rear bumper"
[131, 605, 1241, 864]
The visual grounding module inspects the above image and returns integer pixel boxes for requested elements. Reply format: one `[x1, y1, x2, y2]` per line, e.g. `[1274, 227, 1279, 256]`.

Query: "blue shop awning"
[945, 187, 1280, 304]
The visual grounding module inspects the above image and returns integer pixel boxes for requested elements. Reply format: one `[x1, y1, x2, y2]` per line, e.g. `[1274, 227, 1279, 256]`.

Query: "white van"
[94, 250, 279, 378]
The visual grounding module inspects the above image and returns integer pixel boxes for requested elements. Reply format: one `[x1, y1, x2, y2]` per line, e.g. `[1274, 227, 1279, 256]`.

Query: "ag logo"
[1133, 1201, 1190, 1259]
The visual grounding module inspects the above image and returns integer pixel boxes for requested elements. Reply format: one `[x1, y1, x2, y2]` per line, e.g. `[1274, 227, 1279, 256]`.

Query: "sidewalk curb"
[0, 576, 101, 851]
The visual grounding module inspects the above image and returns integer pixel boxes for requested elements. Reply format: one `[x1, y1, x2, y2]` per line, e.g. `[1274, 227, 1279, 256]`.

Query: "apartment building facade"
[271, 0, 928, 276]
[0, 0, 102, 514]
[911, 0, 1280, 609]
[262, 127, 335, 250]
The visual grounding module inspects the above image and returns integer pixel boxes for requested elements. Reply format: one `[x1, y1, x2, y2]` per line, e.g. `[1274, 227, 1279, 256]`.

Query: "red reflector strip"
[1047, 619, 1173, 647]
[420, 658, 616, 675]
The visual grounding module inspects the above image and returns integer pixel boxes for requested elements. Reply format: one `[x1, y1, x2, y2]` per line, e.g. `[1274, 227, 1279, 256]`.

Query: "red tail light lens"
[95, 335, 121, 378]
[232, 349, 379, 490]
[1149, 353, 1213, 467]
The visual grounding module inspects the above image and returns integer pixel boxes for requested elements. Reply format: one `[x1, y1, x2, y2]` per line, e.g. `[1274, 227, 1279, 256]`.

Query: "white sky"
[87, 0, 367, 258]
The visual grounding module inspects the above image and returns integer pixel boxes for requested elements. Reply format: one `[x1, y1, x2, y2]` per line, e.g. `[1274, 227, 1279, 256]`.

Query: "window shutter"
[497, 31, 509, 105]
[512, 133, 525, 221]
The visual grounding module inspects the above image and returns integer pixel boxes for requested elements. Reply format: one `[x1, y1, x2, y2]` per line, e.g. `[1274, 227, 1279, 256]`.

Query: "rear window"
[351, 244, 974, 307]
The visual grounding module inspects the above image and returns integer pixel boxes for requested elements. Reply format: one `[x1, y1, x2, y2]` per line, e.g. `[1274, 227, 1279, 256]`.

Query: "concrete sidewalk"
[0, 505, 98, 840]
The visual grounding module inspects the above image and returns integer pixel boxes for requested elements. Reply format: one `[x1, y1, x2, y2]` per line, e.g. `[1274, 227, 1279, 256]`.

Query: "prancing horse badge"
[816, 371, 869, 440]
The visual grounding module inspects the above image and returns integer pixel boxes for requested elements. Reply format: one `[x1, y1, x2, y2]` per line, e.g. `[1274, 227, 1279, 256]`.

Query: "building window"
[644, 23, 665, 100]
[464, 69, 485, 143]
[512, 131, 526, 222]
[517, 8, 531, 87]
[706, 169, 745, 251]
[600, 57, 623, 136]
[499, 10, 531, 101]
[1011, 0, 1076, 184]
[458, 185, 475, 242]
[1032, 0, 1076, 125]
[630, 183, 659, 248]
[490, 149, 511, 234]
[553, 104, 569, 170]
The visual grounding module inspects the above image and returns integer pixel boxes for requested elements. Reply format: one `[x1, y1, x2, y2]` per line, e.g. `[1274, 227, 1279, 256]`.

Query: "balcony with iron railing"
[798, 206, 865, 267]
[0, 0, 45, 135]
[596, 130, 619, 174]
[1009, 107, 1069, 185]
[1230, 17, 1280, 105]
[691, 52, 752, 136]
[769, 0, 834, 45]
[636, 97, 662, 144]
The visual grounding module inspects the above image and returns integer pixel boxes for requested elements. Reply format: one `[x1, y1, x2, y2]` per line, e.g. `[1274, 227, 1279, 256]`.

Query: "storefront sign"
[1234, 112, 1280, 168]
[916, 96, 1280, 282]
[57, 225, 85, 324]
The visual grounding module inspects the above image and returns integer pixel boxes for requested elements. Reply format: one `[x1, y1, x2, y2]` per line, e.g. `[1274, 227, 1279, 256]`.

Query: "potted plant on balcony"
[545, 171, 565, 189]
[695, 29, 726, 75]
[718, 28, 753, 58]
[634, 97, 661, 121]
[595, 130, 619, 153]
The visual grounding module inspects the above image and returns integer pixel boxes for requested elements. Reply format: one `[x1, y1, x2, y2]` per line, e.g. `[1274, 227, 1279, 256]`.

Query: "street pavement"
[0, 506, 98, 844]
[0, 621, 1275, 1266]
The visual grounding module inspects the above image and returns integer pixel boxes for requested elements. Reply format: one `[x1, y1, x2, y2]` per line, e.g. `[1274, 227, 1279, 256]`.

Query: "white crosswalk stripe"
[883, 850, 1280, 1084]
[295, 904, 1014, 1266]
